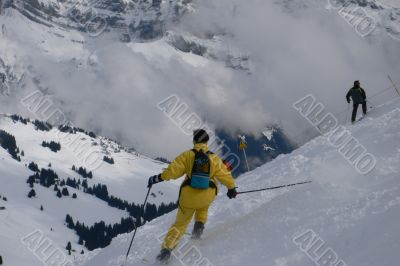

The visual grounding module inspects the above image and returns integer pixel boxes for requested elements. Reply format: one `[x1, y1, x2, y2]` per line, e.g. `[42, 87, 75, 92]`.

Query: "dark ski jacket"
[346, 87, 366, 104]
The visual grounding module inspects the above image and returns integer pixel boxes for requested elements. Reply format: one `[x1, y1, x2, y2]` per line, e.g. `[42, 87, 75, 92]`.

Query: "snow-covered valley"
[0, 115, 180, 265]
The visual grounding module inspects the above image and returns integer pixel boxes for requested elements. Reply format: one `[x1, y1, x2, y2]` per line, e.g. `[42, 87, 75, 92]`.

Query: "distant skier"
[148, 129, 237, 263]
[346, 80, 367, 123]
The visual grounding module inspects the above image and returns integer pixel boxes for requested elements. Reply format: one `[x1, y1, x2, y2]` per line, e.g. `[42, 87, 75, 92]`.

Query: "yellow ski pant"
[162, 206, 209, 250]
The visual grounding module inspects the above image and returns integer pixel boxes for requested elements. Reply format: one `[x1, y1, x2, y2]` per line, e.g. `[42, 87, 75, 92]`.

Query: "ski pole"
[237, 180, 312, 195]
[121, 186, 152, 266]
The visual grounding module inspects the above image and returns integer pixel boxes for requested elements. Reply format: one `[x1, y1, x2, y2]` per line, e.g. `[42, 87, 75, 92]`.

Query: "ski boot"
[156, 248, 171, 264]
[191, 221, 204, 240]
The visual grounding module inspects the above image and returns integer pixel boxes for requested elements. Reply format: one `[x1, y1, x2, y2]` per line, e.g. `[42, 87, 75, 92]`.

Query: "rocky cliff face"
[2, 0, 398, 70]
[2, 0, 188, 40]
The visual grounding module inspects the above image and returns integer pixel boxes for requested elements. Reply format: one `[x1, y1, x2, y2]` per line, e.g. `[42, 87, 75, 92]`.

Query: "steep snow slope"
[0, 146, 129, 266]
[81, 98, 400, 266]
[0, 115, 179, 266]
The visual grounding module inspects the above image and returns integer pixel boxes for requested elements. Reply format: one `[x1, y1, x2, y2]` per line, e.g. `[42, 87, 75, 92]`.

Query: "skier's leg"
[194, 206, 209, 224]
[351, 103, 359, 123]
[162, 207, 195, 250]
[362, 101, 367, 115]
[192, 206, 209, 239]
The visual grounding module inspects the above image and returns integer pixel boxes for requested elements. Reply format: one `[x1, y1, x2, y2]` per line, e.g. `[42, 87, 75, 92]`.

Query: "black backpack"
[190, 149, 212, 189]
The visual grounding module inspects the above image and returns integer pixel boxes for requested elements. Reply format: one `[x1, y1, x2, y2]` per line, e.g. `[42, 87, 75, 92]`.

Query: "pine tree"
[40, 205, 43, 211]
[66, 241, 72, 255]
[38, 168, 58, 188]
[78, 167, 85, 176]
[28, 189, 36, 198]
[103, 156, 115, 164]
[72, 193, 77, 199]
[62, 187, 69, 196]
[82, 179, 88, 189]
[0, 130, 20, 160]
[65, 214, 74, 229]
[27, 175, 36, 186]
[28, 162, 39, 172]
[56, 190, 62, 198]
[81, 250, 84, 254]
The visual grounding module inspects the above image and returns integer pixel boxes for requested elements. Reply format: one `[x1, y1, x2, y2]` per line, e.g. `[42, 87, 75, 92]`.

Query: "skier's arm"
[160, 151, 189, 181]
[346, 90, 351, 103]
[213, 156, 236, 189]
[361, 88, 366, 100]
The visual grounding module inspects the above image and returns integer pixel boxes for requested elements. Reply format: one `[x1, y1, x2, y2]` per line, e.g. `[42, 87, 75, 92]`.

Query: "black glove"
[227, 188, 238, 199]
[148, 174, 163, 188]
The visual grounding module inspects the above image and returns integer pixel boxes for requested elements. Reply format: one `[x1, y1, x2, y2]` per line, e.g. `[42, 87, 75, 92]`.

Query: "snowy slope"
[0, 115, 180, 266]
[80, 98, 400, 266]
[0, 116, 179, 204]
[0, 146, 129, 266]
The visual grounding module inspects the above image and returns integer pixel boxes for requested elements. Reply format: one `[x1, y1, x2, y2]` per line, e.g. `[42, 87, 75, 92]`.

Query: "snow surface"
[79, 98, 400, 266]
[262, 128, 276, 141]
[0, 146, 128, 266]
[0, 117, 180, 205]
[0, 116, 180, 266]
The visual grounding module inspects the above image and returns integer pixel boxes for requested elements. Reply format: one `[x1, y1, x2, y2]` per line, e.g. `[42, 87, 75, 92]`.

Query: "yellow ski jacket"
[160, 143, 236, 209]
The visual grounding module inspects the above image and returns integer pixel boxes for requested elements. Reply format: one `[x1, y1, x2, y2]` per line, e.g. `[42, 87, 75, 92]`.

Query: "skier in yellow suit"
[148, 129, 238, 263]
